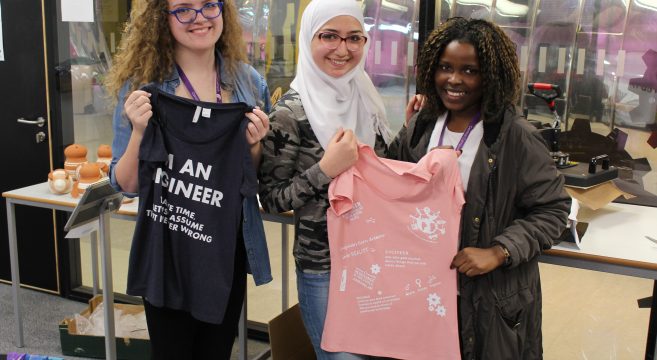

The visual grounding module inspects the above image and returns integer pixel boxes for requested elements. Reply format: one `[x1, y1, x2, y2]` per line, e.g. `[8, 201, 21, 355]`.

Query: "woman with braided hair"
[393, 17, 570, 359]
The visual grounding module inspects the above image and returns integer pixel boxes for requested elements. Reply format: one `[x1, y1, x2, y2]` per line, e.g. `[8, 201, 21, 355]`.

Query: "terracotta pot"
[71, 162, 104, 198]
[97, 144, 112, 169]
[64, 144, 88, 180]
[47, 169, 72, 194]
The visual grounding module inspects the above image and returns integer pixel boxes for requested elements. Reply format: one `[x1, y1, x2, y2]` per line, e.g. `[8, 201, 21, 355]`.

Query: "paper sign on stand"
[65, 220, 99, 239]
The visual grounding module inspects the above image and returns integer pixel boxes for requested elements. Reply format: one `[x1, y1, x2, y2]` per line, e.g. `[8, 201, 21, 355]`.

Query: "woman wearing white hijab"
[259, 0, 396, 358]
[292, 0, 392, 150]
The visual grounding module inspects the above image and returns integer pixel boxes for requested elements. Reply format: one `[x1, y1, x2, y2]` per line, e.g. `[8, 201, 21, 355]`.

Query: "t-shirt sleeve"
[328, 167, 355, 216]
[137, 87, 168, 164]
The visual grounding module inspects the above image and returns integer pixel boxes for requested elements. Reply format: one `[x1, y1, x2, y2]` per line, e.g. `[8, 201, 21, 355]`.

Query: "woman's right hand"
[319, 128, 358, 178]
[124, 90, 152, 134]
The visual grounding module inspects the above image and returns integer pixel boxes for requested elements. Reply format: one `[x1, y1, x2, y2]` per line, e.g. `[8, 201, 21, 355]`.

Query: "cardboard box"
[268, 304, 316, 360]
[565, 180, 635, 210]
[59, 295, 150, 360]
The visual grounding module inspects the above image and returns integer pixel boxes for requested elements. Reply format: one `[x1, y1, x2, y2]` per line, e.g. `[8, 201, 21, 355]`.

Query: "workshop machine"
[527, 82, 618, 188]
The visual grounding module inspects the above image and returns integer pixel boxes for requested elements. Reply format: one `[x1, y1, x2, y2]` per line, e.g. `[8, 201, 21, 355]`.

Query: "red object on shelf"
[532, 83, 555, 90]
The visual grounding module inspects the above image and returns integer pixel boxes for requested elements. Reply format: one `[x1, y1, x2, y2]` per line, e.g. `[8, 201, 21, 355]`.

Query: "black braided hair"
[417, 17, 521, 123]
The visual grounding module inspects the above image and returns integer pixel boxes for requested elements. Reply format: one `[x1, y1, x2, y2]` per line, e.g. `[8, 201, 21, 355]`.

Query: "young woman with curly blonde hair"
[106, 0, 272, 358]
[105, 0, 251, 97]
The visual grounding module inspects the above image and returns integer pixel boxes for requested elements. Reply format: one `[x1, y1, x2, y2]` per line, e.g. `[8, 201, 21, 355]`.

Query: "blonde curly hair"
[105, 0, 248, 102]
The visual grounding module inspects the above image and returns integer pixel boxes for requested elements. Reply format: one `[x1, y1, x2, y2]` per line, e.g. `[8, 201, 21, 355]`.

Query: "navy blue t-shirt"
[127, 86, 257, 324]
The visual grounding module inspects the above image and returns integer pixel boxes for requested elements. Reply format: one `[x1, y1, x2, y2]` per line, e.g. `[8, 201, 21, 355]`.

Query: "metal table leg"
[7, 200, 24, 347]
[98, 204, 117, 360]
[282, 223, 289, 311]
[90, 231, 99, 295]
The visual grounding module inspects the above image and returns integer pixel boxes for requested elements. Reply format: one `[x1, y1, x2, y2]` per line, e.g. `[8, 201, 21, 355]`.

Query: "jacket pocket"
[496, 287, 534, 329]
[478, 287, 535, 360]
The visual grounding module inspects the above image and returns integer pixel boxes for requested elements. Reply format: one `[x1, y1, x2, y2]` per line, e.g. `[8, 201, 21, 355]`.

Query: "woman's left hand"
[405, 94, 426, 126]
[245, 107, 270, 146]
[450, 246, 505, 277]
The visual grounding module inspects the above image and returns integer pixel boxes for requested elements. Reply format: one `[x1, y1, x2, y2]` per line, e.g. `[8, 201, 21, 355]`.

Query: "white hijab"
[290, 0, 391, 150]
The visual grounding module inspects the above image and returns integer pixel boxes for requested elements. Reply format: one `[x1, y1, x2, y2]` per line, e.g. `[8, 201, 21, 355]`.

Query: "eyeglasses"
[166, 2, 223, 24]
[316, 32, 367, 52]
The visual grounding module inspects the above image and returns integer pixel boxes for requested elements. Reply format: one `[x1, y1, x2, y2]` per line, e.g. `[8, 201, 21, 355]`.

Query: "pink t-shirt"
[322, 144, 464, 360]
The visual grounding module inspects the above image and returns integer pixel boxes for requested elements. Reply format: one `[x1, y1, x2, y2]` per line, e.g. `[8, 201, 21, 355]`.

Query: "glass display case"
[438, 0, 657, 199]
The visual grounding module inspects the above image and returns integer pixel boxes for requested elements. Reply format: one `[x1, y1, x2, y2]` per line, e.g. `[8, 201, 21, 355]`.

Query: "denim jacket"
[109, 54, 273, 285]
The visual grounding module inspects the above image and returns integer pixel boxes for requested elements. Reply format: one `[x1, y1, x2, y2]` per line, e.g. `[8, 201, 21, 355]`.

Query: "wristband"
[498, 245, 511, 267]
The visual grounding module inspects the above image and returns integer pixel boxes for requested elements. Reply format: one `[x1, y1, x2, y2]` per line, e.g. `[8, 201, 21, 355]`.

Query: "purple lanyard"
[176, 61, 222, 103]
[438, 112, 481, 151]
